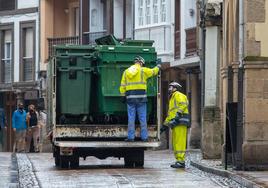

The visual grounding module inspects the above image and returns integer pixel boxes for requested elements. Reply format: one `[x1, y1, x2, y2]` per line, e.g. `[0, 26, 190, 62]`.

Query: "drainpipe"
[132, 0, 135, 39]
[235, 0, 244, 170]
[200, 0, 206, 110]
[38, 0, 41, 97]
[79, 0, 83, 44]
[239, 0, 244, 66]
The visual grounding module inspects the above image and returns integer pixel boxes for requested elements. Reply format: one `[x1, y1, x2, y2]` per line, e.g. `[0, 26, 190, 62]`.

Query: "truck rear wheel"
[55, 155, 60, 167]
[60, 156, 69, 169]
[124, 149, 144, 168]
[134, 150, 144, 167]
[70, 156, 79, 169]
[124, 157, 134, 167]
[53, 146, 60, 167]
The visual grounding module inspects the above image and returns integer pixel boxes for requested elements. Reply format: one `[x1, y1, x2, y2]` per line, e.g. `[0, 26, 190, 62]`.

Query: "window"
[22, 27, 34, 81]
[153, 0, 158, 23]
[1, 30, 12, 83]
[145, 0, 151, 25]
[20, 22, 35, 82]
[74, 7, 79, 36]
[91, 9, 97, 27]
[137, 0, 167, 27]
[0, 0, 15, 11]
[160, 0, 166, 22]
[138, 0, 143, 26]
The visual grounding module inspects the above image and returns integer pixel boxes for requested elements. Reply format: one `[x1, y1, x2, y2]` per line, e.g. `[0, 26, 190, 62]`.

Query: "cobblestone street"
[14, 150, 244, 188]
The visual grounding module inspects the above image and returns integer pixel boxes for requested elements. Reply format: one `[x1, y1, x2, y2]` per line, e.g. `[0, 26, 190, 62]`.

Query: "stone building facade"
[202, 0, 268, 169]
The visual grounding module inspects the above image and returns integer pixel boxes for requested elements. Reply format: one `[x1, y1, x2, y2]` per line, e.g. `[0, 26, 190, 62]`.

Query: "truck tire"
[134, 150, 144, 167]
[53, 146, 60, 167]
[60, 156, 69, 169]
[124, 157, 134, 168]
[124, 149, 144, 168]
[70, 156, 79, 169]
[55, 155, 60, 167]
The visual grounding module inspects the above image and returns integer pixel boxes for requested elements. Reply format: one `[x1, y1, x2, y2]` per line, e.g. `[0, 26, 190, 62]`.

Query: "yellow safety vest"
[119, 64, 159, 95]
[164, 91, 189, 124]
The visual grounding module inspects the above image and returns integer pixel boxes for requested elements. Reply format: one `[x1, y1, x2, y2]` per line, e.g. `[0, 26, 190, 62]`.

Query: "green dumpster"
[55, 45, 95, 115]
[92, 35, 158, 123]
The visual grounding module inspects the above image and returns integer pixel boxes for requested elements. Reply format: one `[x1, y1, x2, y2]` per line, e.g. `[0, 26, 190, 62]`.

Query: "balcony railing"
[135, 25, 171, 54]
[47, 31, 109, 58]
[82, 30, 108, 44]
[22, 57, 33, 81]
[1, 59, 11, 83]
[48, 36, 79, 57]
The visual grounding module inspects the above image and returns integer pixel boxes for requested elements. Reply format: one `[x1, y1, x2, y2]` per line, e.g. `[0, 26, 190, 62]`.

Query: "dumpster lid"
[54, 44, 95, 50]
[95, 35, 120, 45]
[123, 40, 154, 47]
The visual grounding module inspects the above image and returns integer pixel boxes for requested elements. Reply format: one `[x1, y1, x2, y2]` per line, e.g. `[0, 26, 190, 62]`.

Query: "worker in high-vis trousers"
[120, 56, 161, 142]
[160, 82, 190, 168]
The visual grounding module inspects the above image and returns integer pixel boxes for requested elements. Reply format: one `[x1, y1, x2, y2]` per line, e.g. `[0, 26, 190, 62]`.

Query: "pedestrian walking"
[26, 104, 40, 152]
[120, 56, 161, 142]
[160, 82, 190, 168]
[0, 107, 7, 151]
[12, 103, 27, 153]
[37, 109, 47, 152]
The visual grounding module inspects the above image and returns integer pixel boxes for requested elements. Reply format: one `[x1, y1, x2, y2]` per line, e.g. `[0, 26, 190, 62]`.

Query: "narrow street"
[14, 150, 244, 188]
[1, 0, 268, 187]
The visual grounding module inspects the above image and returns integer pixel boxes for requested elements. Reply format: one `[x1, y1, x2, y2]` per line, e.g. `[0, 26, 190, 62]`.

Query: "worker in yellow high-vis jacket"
[160, 82, 190, 168]
[120, 56, 161, 142]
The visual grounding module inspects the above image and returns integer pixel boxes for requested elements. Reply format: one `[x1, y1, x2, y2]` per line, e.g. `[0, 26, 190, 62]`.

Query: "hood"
[126, 64, 140, 79]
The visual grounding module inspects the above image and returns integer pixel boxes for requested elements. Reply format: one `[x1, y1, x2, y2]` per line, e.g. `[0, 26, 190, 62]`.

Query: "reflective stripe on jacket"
[164, 91, 189, 126]
[119, 64, 159, 103]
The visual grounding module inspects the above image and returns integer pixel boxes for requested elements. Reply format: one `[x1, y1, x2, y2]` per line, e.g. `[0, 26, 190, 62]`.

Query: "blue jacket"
[12, 109, 27, 131]
[0, 108, 5, 128]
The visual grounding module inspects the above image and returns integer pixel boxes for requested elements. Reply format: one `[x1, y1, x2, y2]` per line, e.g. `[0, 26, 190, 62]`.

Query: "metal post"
[79, 0, 83, 44]
[199, 0, 206, 110]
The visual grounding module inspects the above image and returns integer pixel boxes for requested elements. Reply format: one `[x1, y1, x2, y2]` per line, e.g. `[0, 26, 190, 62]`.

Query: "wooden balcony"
[185, 27, 197, 57]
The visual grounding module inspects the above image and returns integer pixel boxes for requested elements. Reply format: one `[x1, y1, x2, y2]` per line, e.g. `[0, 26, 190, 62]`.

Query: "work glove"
[160, 125, 169, 134]
[120, 96, 126, 104]
[155, 58, 162, 69]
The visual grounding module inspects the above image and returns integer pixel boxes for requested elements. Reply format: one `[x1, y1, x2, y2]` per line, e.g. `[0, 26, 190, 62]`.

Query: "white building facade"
[0, 0, 40, 151]
[86, 0, 134, 39]
[134, 0, 201, 148]
[134, 0, 199, 65]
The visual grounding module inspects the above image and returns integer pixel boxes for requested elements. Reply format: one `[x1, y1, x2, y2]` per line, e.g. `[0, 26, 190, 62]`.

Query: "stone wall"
[202, 107, 222, 159]
[242, 63, 268, 168]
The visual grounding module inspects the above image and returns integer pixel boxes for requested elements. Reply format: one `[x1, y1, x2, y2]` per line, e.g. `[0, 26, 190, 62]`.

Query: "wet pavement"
[191, 157, 268, 188]
[0, 152, 18, 188]
[22, 150, 244, 188]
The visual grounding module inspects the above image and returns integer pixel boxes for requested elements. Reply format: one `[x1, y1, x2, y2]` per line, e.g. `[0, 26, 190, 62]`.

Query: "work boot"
[170, 161, 185, 168]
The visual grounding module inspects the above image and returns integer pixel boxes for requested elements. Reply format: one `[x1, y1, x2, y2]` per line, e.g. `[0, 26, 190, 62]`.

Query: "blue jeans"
[127, 102, 147, 140]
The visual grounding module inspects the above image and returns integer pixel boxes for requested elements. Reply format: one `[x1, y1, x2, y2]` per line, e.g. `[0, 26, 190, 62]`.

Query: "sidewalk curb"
[190, 161, 264, 188]
[10, 153, 19, 187]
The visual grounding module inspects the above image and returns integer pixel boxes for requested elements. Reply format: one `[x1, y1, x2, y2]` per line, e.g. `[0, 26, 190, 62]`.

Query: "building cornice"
[0, 7, 38, 16]
[243, 61, 268, 69]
